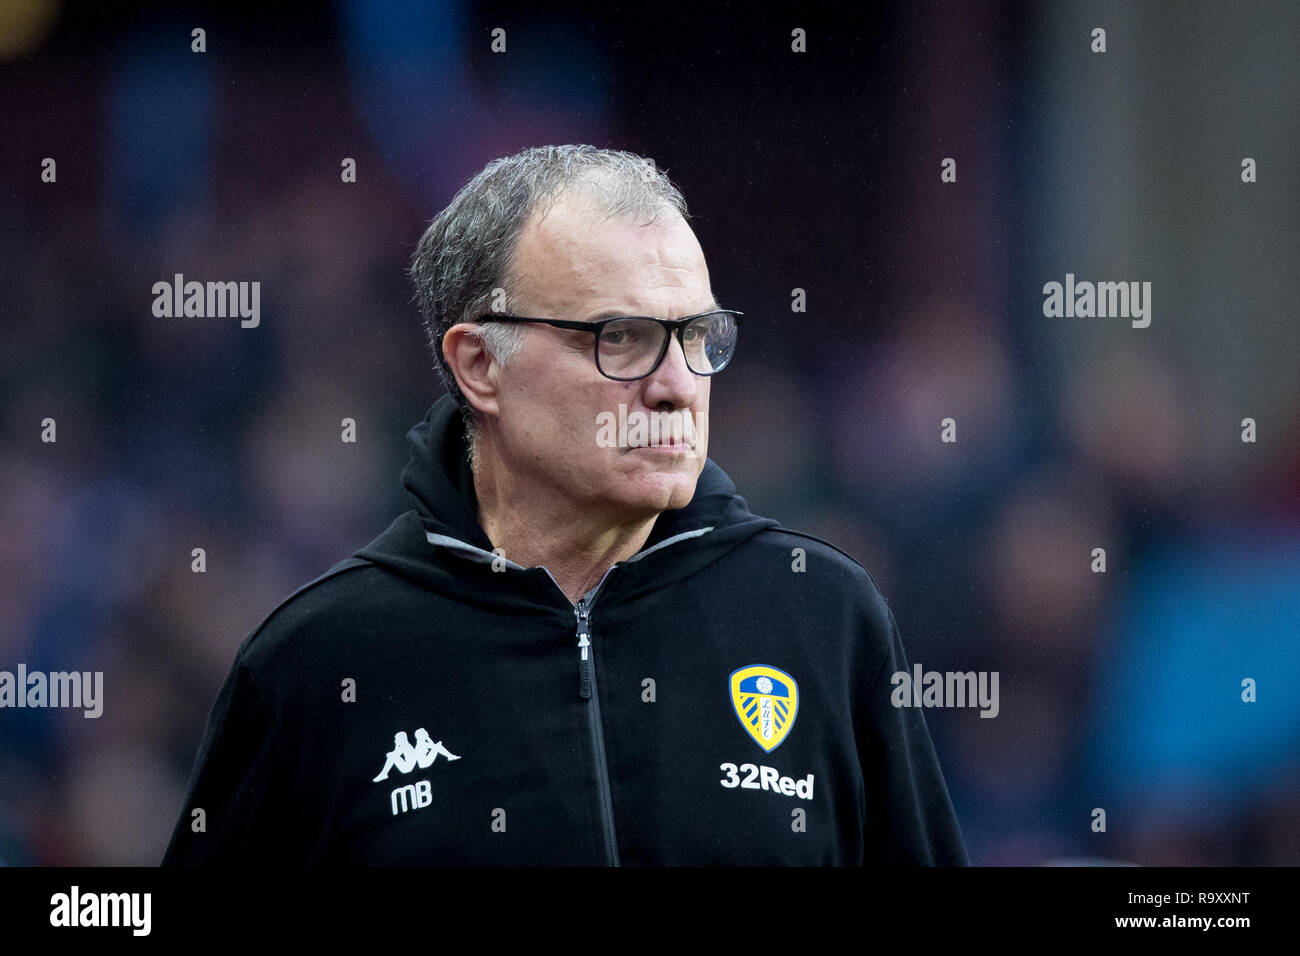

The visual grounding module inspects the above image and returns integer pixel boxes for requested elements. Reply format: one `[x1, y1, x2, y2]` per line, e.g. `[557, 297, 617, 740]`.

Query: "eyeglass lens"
[596, 312, 737, 379]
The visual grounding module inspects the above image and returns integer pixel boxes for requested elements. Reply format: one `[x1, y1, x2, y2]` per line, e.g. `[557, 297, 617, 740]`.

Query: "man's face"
[487, 192, 715, 523]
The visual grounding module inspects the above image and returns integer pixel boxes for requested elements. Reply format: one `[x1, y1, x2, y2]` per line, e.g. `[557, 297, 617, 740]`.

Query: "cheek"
[694, 394, 710, 432]
[503, 358, 580, 437]
[539, 392, 614, 459]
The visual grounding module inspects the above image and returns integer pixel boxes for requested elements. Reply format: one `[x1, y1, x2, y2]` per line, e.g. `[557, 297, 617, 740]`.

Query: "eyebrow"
[582, 298, 722, 322]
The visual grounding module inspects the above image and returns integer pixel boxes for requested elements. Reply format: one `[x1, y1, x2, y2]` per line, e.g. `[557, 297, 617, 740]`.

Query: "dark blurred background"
[1, 0, 1297, 865]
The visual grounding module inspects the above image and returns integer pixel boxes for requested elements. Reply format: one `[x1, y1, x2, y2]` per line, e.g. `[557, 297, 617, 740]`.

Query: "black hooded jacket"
[162, 395, 969, 866]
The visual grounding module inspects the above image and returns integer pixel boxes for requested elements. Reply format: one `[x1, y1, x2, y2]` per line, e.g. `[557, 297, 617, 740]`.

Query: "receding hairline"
[523, 176, 688, 234]
[503, 199, 711, 320]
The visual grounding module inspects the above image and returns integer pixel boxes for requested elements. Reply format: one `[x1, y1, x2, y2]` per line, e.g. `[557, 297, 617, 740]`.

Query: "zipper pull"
[576, 600, 592, 699]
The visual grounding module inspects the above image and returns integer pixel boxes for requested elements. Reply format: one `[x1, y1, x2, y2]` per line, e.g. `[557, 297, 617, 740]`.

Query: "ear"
[442, 323, 504, 420]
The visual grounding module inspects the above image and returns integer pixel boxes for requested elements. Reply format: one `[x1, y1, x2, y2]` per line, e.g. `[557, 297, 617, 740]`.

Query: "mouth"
[597, 405, 701, 454]
[628, 442, 694, 453]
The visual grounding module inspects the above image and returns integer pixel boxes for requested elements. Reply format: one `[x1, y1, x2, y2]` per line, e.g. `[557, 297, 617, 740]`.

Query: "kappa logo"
[729, 664, 799, 752]
[372, 728, 460, 782]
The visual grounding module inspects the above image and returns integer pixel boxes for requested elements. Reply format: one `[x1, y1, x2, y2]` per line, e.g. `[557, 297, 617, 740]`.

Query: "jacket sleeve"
[857, 600, 970, 865]
[161, 648, 301, 865]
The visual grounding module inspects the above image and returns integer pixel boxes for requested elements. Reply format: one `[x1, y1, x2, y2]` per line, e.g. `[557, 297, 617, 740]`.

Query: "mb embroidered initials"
[373, 728, 461, 816]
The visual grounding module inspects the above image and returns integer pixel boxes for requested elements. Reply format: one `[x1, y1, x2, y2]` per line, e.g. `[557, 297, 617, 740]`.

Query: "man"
[162, 145, 968, 865]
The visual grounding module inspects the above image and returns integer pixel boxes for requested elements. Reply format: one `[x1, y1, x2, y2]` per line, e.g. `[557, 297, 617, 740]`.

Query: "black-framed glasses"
[474, 309, 742, 381]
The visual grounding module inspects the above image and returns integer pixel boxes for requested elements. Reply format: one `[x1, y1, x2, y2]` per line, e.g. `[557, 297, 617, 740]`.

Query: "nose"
[639, 328, 699, 410]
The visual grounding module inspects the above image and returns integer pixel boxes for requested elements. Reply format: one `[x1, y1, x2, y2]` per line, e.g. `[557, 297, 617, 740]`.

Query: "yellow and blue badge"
[729, 665, 799, 752]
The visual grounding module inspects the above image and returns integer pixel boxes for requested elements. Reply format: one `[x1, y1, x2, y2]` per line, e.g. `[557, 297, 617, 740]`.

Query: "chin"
[606, 468, 693, 513]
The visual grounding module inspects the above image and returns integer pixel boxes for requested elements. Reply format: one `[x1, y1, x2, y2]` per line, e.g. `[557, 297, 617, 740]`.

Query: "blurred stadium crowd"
[0, 0, 1296, 865]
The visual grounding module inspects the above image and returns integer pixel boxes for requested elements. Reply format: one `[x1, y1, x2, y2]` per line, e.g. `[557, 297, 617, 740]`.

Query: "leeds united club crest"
[729, 665, 799, 752]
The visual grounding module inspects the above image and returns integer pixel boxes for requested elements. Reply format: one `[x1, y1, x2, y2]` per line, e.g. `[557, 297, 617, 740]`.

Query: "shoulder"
[744, 527, 884, 593]
[233, 556, 395, 676]
[732, 526, 898, 635]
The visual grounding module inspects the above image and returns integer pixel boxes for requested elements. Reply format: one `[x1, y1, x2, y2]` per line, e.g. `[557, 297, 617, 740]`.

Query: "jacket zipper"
[574, 580, 620, 867]
[430, 533, 714, 865]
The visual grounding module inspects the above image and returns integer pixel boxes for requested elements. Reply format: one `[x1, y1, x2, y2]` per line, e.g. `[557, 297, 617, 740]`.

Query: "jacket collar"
[355, 394, 782, 609]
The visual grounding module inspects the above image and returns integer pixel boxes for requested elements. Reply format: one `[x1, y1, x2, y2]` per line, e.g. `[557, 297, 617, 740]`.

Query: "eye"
[599, 326, 641, 348]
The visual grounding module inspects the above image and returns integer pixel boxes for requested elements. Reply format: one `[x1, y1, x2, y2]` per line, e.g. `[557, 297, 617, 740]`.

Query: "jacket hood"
[355, 394, 782, 611]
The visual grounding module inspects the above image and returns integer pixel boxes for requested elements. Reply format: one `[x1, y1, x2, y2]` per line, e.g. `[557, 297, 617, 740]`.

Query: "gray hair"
[407, 145, 691, 465]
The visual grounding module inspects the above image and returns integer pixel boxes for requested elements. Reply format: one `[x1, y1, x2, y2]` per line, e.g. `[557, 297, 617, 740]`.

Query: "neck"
[472, 443, 657, 605]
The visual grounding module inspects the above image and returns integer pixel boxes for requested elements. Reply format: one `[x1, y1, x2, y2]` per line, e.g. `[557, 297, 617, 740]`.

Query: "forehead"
[508, 191, 711, 315]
